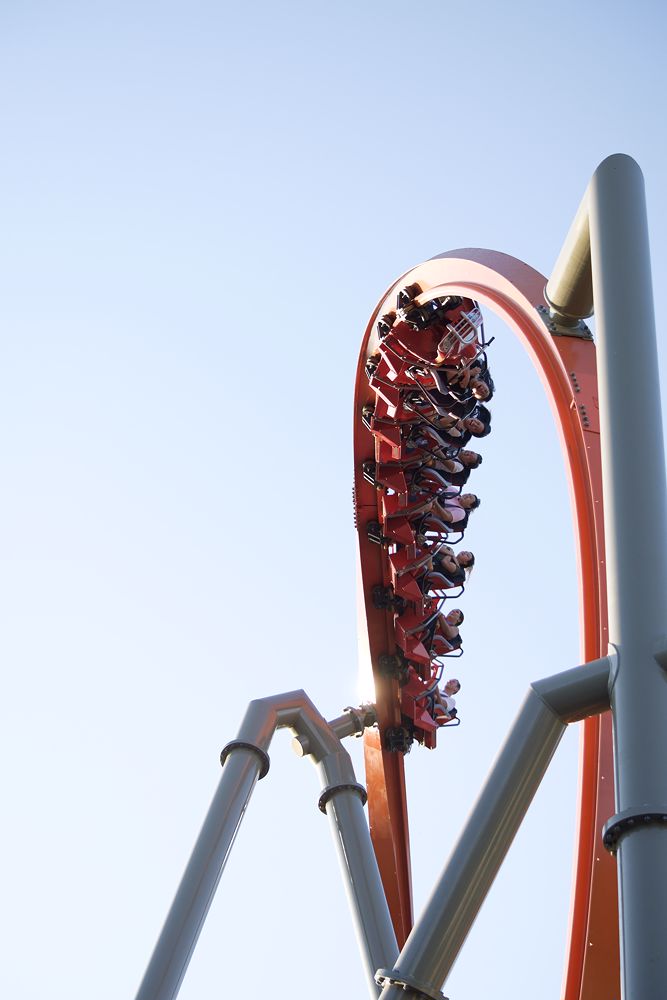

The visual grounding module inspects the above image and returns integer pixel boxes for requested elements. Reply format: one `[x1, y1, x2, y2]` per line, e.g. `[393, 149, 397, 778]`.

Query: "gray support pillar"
[320, 784, 398, 998]
[134, 693, 395, 1000]
[302, 720, 398, 997]
[135, 747, 266, 1000]
[376, 658, 611, 1000]
[545, 192, 593, 322]
[588, 154, 667, 999]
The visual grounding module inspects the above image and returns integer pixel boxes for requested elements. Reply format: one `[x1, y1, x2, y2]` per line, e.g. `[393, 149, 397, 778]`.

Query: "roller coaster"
[358, 291, 489, 751]
[353, 250, 615, 996]
[135, 156, 667, 1000]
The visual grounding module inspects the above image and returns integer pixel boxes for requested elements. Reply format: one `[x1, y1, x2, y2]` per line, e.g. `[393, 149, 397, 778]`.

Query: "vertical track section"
[353, 249, 619, 998]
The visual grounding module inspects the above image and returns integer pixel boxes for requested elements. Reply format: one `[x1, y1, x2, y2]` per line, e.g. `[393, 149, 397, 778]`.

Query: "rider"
[433, 678, 461, 719]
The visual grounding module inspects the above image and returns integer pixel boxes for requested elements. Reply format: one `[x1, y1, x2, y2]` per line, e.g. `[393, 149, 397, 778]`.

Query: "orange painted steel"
[354, 249, 619, 997]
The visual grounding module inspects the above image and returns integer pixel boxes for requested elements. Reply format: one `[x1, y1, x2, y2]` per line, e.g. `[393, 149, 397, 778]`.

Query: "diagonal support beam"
[376, 656, 612, 1000]
[134, 693, 395, 1000]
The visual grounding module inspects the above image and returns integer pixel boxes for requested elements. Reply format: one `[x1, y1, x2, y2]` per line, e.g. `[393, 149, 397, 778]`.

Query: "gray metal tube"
[135, 692, 316, 1000]
[135, 691, 394, 1000]
[310, 725, 398, 996]
[532, 654, 612, 723]
[320, 785, 398, 998]
[135, 748, 264, 1000]
[377, 659, 611, 1000]
[292, 703, 378, 755]
[589, 154, 667, 999]
[546, 191, 594, 321]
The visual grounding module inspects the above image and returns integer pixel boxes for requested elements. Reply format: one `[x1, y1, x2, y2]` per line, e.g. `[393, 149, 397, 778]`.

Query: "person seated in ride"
[420, 404, 491, 450]
[435, 492, 480, 531]
[411, 515, 454, 553]
[442, 374, 494, 419]
[433, 608, 464, 649]
[432, 678, 461, 721]
[441, 449, 482, 487]
[474, 371, 495, 400]
[415, 449, 481, 485]
[432, 415, 476, 450]
[404, 464, 453, 505]
[412, 410, 481, 451]
[430, 549, 475, 587]
[403, 422, 459, 461]
[453, 405, 492, 447]
[431, 358, 485, 392]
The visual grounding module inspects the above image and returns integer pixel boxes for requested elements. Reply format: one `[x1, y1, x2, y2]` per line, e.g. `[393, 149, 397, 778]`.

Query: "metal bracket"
[375, 968, 448, 1000]
[342, 703, 378, 735]
[602, 806, 667, 854]
[220, 740, 271, 780]
[536, 304, 593, 340]
[318, 782, 368, 814]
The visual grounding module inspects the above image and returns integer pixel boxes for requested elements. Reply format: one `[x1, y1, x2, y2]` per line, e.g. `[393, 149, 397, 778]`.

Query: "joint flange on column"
[536, 304, 593, 341]
[292, 702, 378, 756]
[602, 807, 667, 855]
[375, 969, 448, 1000]
[220, 740, 270, 779]
[318, 782, 367, 814]
[341, 703, 378, 736]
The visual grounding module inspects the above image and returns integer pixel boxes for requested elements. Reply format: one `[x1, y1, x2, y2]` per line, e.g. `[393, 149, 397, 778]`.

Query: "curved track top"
[353, 249, 619, 1000]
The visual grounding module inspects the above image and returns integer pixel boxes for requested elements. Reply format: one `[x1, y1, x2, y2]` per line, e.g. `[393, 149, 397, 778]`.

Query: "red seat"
[382, 492, 434, 521]
[393, 623, 432, 666]
[390, 568, 423, 603]
[374, 463, 408, 494]
[390, 546, 433, 577]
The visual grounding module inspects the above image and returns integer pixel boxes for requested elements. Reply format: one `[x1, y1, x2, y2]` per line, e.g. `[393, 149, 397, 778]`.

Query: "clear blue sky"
[1, 3, 666, 998]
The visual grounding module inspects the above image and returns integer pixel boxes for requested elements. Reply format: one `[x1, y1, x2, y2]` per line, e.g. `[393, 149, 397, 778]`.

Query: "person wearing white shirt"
[434, 678, 461, 720]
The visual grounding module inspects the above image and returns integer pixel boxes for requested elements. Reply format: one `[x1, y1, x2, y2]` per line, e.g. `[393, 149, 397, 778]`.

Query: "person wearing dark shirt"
[431, 549, 475, 587]
[444, 450, 483, 486]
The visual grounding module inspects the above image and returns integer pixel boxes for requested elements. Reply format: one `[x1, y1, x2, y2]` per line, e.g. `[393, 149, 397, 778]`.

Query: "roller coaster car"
[391, 569, 427, 604]
[435, 306, 483, 362]
[382, 491, 439, 521]
[430, 633, 463, 657]
[392, 551, 463, 592]
[355, 295, 487, 751]
[395, 600, 439, 635]
[394, 629, 433, 667]
[382, 299, 483, 367]
[413, 512, 453, 544]
[395, 283, 423, 309]
[366, 515, 415, 548]
[395, 611, 462, 662]
[399, 295, 464, 331]
[363, 461, 409, 495]
[398, 667, 458, 750]
[407, 423, 459, 455]
[389, 561, 464, 616]
[373, 393, 441, 427]
[420, 569, 465, 600]
[376, 311, 397, 338]
[390, 545, 436, 579]
[401, 390, 451, 420]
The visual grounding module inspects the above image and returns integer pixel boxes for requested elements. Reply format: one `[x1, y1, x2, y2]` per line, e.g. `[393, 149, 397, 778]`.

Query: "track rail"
[353, 249, 618, 998]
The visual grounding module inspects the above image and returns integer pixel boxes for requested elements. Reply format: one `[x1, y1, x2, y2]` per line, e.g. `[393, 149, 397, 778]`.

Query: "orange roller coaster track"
[353, 249, 618, 1000]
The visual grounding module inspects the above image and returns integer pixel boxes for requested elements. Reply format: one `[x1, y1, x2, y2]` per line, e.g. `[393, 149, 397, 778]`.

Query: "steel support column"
[134, 746, 266, 1000]
[134, 693, 395, 1000]
[588, 154, 667, 999]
